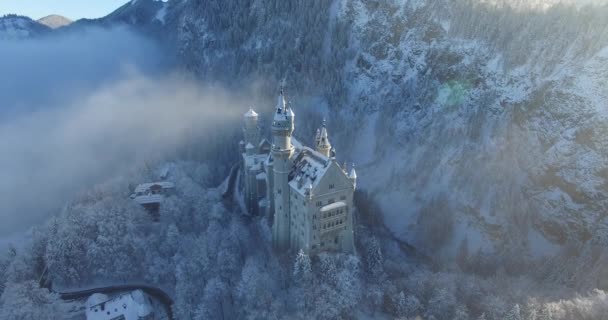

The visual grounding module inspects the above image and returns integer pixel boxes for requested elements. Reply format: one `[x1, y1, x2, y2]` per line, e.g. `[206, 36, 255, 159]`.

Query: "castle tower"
[271, 89, 295, 251]
[316, 120, 332, 157]
[243, 108, 259, 148]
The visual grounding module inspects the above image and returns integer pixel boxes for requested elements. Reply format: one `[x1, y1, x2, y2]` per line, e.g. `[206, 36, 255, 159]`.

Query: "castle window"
[335, 237, 339, 244]
[312, 245, 317, 249]
[316, 201, 322, 207]
[340, 195, 346, 200]
[329, 184, 335, 189]
[313, 214, 316, 219]
[328, 198, 335, 204]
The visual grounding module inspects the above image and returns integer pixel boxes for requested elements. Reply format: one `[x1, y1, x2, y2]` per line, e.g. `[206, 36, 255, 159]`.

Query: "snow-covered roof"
[258, 139, 272, 151]
[246, 142, 255, 150]
[86, 293, 109, 309]
[134, 182, 175, 194]
[349, 166, 357, 179]
[286, 107, 295, 118]
[256, 172, 267, 180]
[85, 290, 153, 320]
[243, 152, 267, 170]
[273, 91, 292, 122]
[244, 108, 258, 118]
[133, 194, 163, 205]
[320, 201, 347, 212]
[288, 147, 332, 196]
[274, 108, 288, 122]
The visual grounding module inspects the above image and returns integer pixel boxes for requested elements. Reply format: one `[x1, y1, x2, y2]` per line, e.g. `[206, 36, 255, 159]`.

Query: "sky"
[0, 0, 129, 20]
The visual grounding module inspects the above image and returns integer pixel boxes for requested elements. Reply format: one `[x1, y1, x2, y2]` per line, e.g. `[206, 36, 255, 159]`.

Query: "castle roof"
[286, 106, 295, 117]
[321, 201, 347, 212]
[287, 139, 334, 196]
[349, 165, 357, 179]
[244, 108, 258, 118]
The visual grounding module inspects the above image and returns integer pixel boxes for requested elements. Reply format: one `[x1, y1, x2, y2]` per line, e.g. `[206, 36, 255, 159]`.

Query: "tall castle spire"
[316, 119, 332, 157]
[271, 86, 295, 251]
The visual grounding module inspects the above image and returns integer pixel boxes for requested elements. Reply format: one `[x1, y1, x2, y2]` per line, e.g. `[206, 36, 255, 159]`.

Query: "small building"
[85, 290, 154, 320]
[130, 182, 175, 210]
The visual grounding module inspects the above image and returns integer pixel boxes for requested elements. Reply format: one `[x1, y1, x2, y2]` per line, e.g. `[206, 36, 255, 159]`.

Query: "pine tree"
[404, 295, 422, 318]
[454, 305, 470, 320]
[0, 281, 66, 320]
[293, 250, 312, 285]
[505, 304, 523, 320]
[318, 253, 338, 286]
[292, 250, 313, 311]
[395, 291, 407, 317]
[366, 236, 384, 278]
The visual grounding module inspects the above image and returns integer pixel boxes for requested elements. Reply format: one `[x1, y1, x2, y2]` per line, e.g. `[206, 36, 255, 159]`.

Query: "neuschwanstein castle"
[239, 89, 357, 254]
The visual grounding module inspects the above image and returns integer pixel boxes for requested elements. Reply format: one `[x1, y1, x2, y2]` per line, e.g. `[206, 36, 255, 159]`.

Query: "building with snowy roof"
[239, 88, 357, 254]
[85, 290, 154, 320]
[130, 182, 174, 204]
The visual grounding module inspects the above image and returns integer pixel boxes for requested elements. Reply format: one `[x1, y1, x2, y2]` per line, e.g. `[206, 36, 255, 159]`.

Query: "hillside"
[120, 0, 608, 262]
[3, 1, 608, 319]
[16, 0, 608, 269]
[0, 14, 50, 40]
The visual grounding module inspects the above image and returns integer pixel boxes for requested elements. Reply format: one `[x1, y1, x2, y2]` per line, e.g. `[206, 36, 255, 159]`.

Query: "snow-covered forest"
[4, 159, 608, 319]
[2, 0, 608, 319]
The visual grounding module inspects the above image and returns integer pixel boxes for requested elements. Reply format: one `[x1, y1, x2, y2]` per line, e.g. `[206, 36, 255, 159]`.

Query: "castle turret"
[349, 164, 357, 189]
[316, 120, 332, 158]
[243, 107, 260, 148]
[315, 128, 321, 147]
[271, 88, 295, 251]
[245, 142, 255, 156]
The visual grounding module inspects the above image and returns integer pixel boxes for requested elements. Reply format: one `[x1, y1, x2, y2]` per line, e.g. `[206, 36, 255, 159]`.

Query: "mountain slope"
[149, 0, 608, 260]
[69, 0, 608, 264]
[0, 14, 50, 40]
[67, 0, 169, 33]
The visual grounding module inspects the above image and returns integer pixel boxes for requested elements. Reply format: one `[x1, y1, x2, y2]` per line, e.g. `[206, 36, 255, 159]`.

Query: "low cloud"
[0, 27, 244, 235]
[0, 26, 167, 119]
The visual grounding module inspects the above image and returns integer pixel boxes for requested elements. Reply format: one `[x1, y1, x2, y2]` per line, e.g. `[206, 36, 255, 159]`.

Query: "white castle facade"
[239, 89, 357, 254]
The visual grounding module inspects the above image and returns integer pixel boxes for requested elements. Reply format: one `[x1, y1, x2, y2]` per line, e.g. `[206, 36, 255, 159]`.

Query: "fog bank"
[0, 27, 244, 235]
